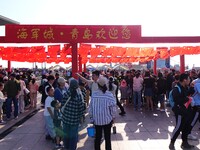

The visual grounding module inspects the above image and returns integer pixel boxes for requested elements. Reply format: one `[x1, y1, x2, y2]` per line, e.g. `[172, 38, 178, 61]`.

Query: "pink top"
[29, 82, 39, 94]
[120, 79, 127, 87]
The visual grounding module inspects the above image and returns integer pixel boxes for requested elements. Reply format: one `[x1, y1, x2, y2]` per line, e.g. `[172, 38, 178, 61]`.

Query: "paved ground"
[0, 103, 200, 150]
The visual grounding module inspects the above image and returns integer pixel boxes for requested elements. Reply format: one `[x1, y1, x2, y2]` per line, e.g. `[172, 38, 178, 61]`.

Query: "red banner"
[5, 25, 141, 43]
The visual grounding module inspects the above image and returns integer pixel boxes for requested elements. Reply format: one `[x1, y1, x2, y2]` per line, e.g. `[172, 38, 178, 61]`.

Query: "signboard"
[5, 25, 141, 43]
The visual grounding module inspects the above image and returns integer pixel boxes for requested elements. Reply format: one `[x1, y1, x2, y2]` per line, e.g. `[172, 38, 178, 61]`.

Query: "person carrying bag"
[89, 77, 117, 150]
[61, 96, 71, 114]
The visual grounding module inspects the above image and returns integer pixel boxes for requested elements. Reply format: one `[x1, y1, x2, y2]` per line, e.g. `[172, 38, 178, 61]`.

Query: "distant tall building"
[147, 61, 152, 69]
[165, 58, 170, 68]
[157, 59, 166, 68]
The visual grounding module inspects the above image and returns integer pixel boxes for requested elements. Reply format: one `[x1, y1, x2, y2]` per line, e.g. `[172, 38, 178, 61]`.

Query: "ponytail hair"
[98, 84, 107, 93]
[135, 72, 140, 78]
[32, 78, 36, 84]
[108, 76, 114, 91]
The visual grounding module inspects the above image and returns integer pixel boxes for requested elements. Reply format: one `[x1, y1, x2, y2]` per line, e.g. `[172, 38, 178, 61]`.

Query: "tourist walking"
[4, 74, 21, 119]
[76, 70, 100, 95]
[143, 71, 155, 111]
[29, 77, 39, 108]
[169, 73, 194, 149]
[0, 82, 6, 124]
[16, 75, 26, 113]
[156, 72, 167, 111]
[133, 71, 143, 111]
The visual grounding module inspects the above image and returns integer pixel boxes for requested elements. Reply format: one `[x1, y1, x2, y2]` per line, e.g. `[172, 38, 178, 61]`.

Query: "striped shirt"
[89, 90, 117, 125]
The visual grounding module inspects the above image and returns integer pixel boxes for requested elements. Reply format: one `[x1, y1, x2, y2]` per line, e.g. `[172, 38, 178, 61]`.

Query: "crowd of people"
[76, 68, 200, 150]
[0, 69, 40, 124]
[1, 68, 200, 150]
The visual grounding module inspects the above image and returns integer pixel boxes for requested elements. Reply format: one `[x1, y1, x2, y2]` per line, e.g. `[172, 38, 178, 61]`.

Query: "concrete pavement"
[0, 104, 200, 150]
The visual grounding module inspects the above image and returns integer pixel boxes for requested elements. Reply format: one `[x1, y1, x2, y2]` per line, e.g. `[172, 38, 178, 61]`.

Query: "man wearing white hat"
[54, 77, 68, 103]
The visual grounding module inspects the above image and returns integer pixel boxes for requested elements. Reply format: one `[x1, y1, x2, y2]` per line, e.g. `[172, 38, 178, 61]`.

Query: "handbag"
[61, 96, 71, 113]
[24, 87, 30, 95]
[87, 125, 95, 137]
[113, 124, 117, 134]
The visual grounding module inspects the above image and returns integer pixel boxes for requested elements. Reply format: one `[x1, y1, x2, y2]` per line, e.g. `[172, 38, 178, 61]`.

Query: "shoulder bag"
[61, 96, 71, 113]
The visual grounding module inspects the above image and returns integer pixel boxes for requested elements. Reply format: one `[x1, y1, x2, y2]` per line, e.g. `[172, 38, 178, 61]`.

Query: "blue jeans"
[44, 116, 56, 138]
[6, 97, 18, 118]
[63, 123, 79, 150]
[133, 91, 142, 109]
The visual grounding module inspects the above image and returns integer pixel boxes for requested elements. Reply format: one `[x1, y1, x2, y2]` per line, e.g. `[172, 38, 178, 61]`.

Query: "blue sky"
[0, 0, 200, 68]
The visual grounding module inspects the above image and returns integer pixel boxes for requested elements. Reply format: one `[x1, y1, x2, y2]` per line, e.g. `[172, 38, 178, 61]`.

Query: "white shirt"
[0, 91, 6, 106]
[44, 96, 54, 116]
[133, 77, 144, 92]
[87, 80, 99, 95]
[19, 80, 26, 96]
[87, 75, 108, 96]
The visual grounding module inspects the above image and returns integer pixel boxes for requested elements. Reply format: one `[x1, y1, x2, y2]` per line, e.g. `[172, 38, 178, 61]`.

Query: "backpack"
[169, 85, 181, 108]
[38, 79, 47, 94]
[38, 84, 44, 94]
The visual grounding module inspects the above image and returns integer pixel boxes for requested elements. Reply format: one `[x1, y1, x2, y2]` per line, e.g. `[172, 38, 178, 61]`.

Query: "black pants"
[116, 89, 125, 113]
[95, 122, 112, 150]
[188, 106, 200, 134]
[41, 94, 47, 105]
[171, 107, 192, 143]
[117, 99, 125, 113]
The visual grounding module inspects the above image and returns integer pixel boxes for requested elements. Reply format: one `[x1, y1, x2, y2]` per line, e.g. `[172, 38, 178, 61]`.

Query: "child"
[0, 82, 6, 124]
[44, 86, 56, 142]
[51, 100, 64, 149]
